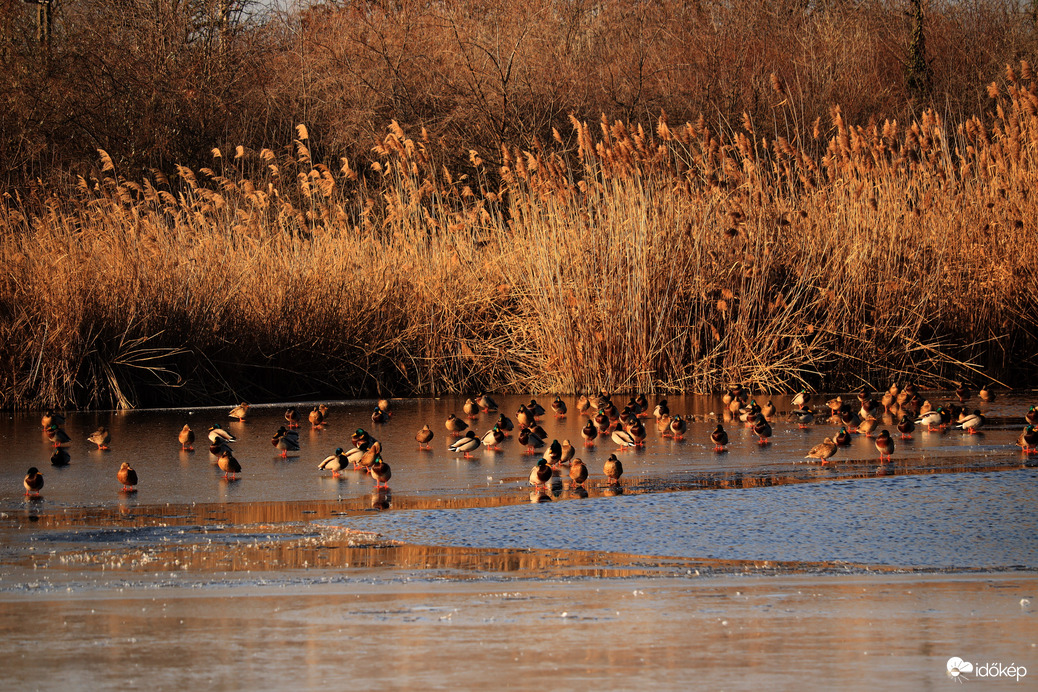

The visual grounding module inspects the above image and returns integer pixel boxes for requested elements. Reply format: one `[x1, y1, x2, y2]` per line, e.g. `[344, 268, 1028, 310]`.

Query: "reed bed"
[2, 71, 1037, 409]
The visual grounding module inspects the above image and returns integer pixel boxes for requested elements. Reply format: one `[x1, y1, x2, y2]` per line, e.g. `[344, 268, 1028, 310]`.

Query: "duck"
[955, 410, 985, 434]
[285, 407, 300, 428]
[208, 424, 236, 444]
[41, 409, 65, 430]
[351, 428, 375, 449]
[576, 395, 590, 414]
[480, 426, 504, 450]
[603, 454, 624, 485]
[377, 398, 392, 416]
[272, 427, 300, 457]
[1018, 426, 1038, 454]
[875, 430, 895, 461]
[915, 409, 944, 432]
[371, 406, 387, 424]
[792, 388, 811, 409]
[445, 413, 468, 436]
[87, 426, 111, 450]
[46, 425, 72, 448]
[653, 399, 670, 419]
[543, 439, 563, 466]
[668, 415, 687, 440]
[515, 405, 534, 428]
[611, 429, 636, 451]
[463, 398, 480, 419]
[517, 427, 544, 454]
[496, 414, 514, 434]
[581, 418, 597, 446]
[752, 415, 772, 445]
[569, 458, 589, 488]
[359, 441, 383, 473]
[559, 439, 575, 465]
[1025, 406, 1038, 426]
[804, 437, 838, 463]
[955, 382, 971, 403]
[857, 416, 879, 437]
[318, 448, 349, 477]
[761, 400, 777, 419]
[835, 427, 852, 446]
[179, 424, 195, 451]
[218, 450, 241, 479]
[710, 424, 729, 452]
[416, 424, 434, 449]
[308, 406, 325, 429]
[229, 402, 250, 421]
[369, 456, 392, 489]
[51, 447, 70, 466]
[477, 393, 498, 412]
[978, 385, 994, 402]
[24, 467, 44, 496]
[209, 439, 234, 456]
[791, 409, 814, 428]
[897, 415, 915, 439]
[117, 462, 138, 491]
[527, 399, 546, 418]
[635, 394, 650, 414]
[551, 396, 567, 417]
[656, 414, 672, 434]
[627, 419, 647, 444]
[593, 409, 611, 433]
[449, 430, 482, 458]
[529, 458, 553, 489]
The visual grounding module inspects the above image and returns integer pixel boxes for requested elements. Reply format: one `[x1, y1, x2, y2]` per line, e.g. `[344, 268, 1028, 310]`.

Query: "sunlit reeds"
[2, 68, 1037, 408]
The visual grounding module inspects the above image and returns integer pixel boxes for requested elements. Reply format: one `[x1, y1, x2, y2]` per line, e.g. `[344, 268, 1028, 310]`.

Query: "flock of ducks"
[21, 385, 1038, 499]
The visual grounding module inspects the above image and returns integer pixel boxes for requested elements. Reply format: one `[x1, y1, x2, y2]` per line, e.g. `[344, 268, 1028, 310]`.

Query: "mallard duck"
[209, 439, 234, 456]
[628, 420, 647, 444]
[517, 427, 544, 453]
[543, 439, 563, 466]
[308, 406, 325, 429]
[46, 425, 71, 448]
[897, 415, 915, 439]
[351, 428, 374, 448]
[480, 426, 504, 451]
[318, 448, 349, 477]
[528, 399, 546, 418]
[710, 424, 728, 452]
[581, 418, 597, 446]
[955, 382, 971, 403]
[559, 439, 575, 465]
[377, 398, 392, 416]
[955, 410, 984, 434]
[445, 413, 468, 436]
[791, 409, 814, 428]
[611, 429, 636, 450]
[41, 409, 65, 430]
[602, 400, 619, 420]
[858, 398, 879, 420]
[875, 430, 894, 461]
[371, 406, 386, 424]
[515, 405, 533, 428]
[450, 430, 482, 458]
[477, 393, 498, 412]
[593, 410, 610, 433]
[530, 458, 553, 488]
[656, 414, 672, 434]
[551, 396, 567, 417]
[24, 467, 43, 496]
[369, 456, 392, 489]
[603, 454, 624, 485]
[208, 424, 236, 444]
[835, 427, 852, 446]
[285, 407, 300, 428]
[669, 415, 687, 440]
[1018, 426, 1038, 454]
[359, 440, 383, 473]
[51, 447, 70, 466]
[272, 427, 300, 457]
[1025, 407, 1038, 426]
[463, 398, 480, 419]
[825, 396, 843, 418]
[88, 426, 111, 450]
[857, 416, 879, 438]
[805, 437, 838, 463]
[416, 424, 434, 449]
[496, 414, 514, 434]
[761, 400, 776, 419]
[738, 400, 761, 425]
[179, 424, 195, 451]
[117, 462, 138, 491]
[915, 409, 944, 432]
[576, 395, 590, 414]
[229, 403, 249, 421]
[752, 416, 772, 445]
[978, 385, 994, 402]
[792, 388, 811, 409]
[218, 450, 241, 479]
[569, 458, 588, 487]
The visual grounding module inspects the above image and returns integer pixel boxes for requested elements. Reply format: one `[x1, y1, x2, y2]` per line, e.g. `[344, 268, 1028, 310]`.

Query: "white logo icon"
[947, 657, 974, 680]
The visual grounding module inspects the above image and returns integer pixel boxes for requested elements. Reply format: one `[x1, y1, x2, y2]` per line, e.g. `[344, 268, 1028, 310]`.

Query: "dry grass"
[2, 70, 1038, 408]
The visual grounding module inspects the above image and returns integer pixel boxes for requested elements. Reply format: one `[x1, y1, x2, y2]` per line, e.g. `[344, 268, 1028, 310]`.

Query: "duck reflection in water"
[529, 489, 552, 503]
[371, 489, 391, 510]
